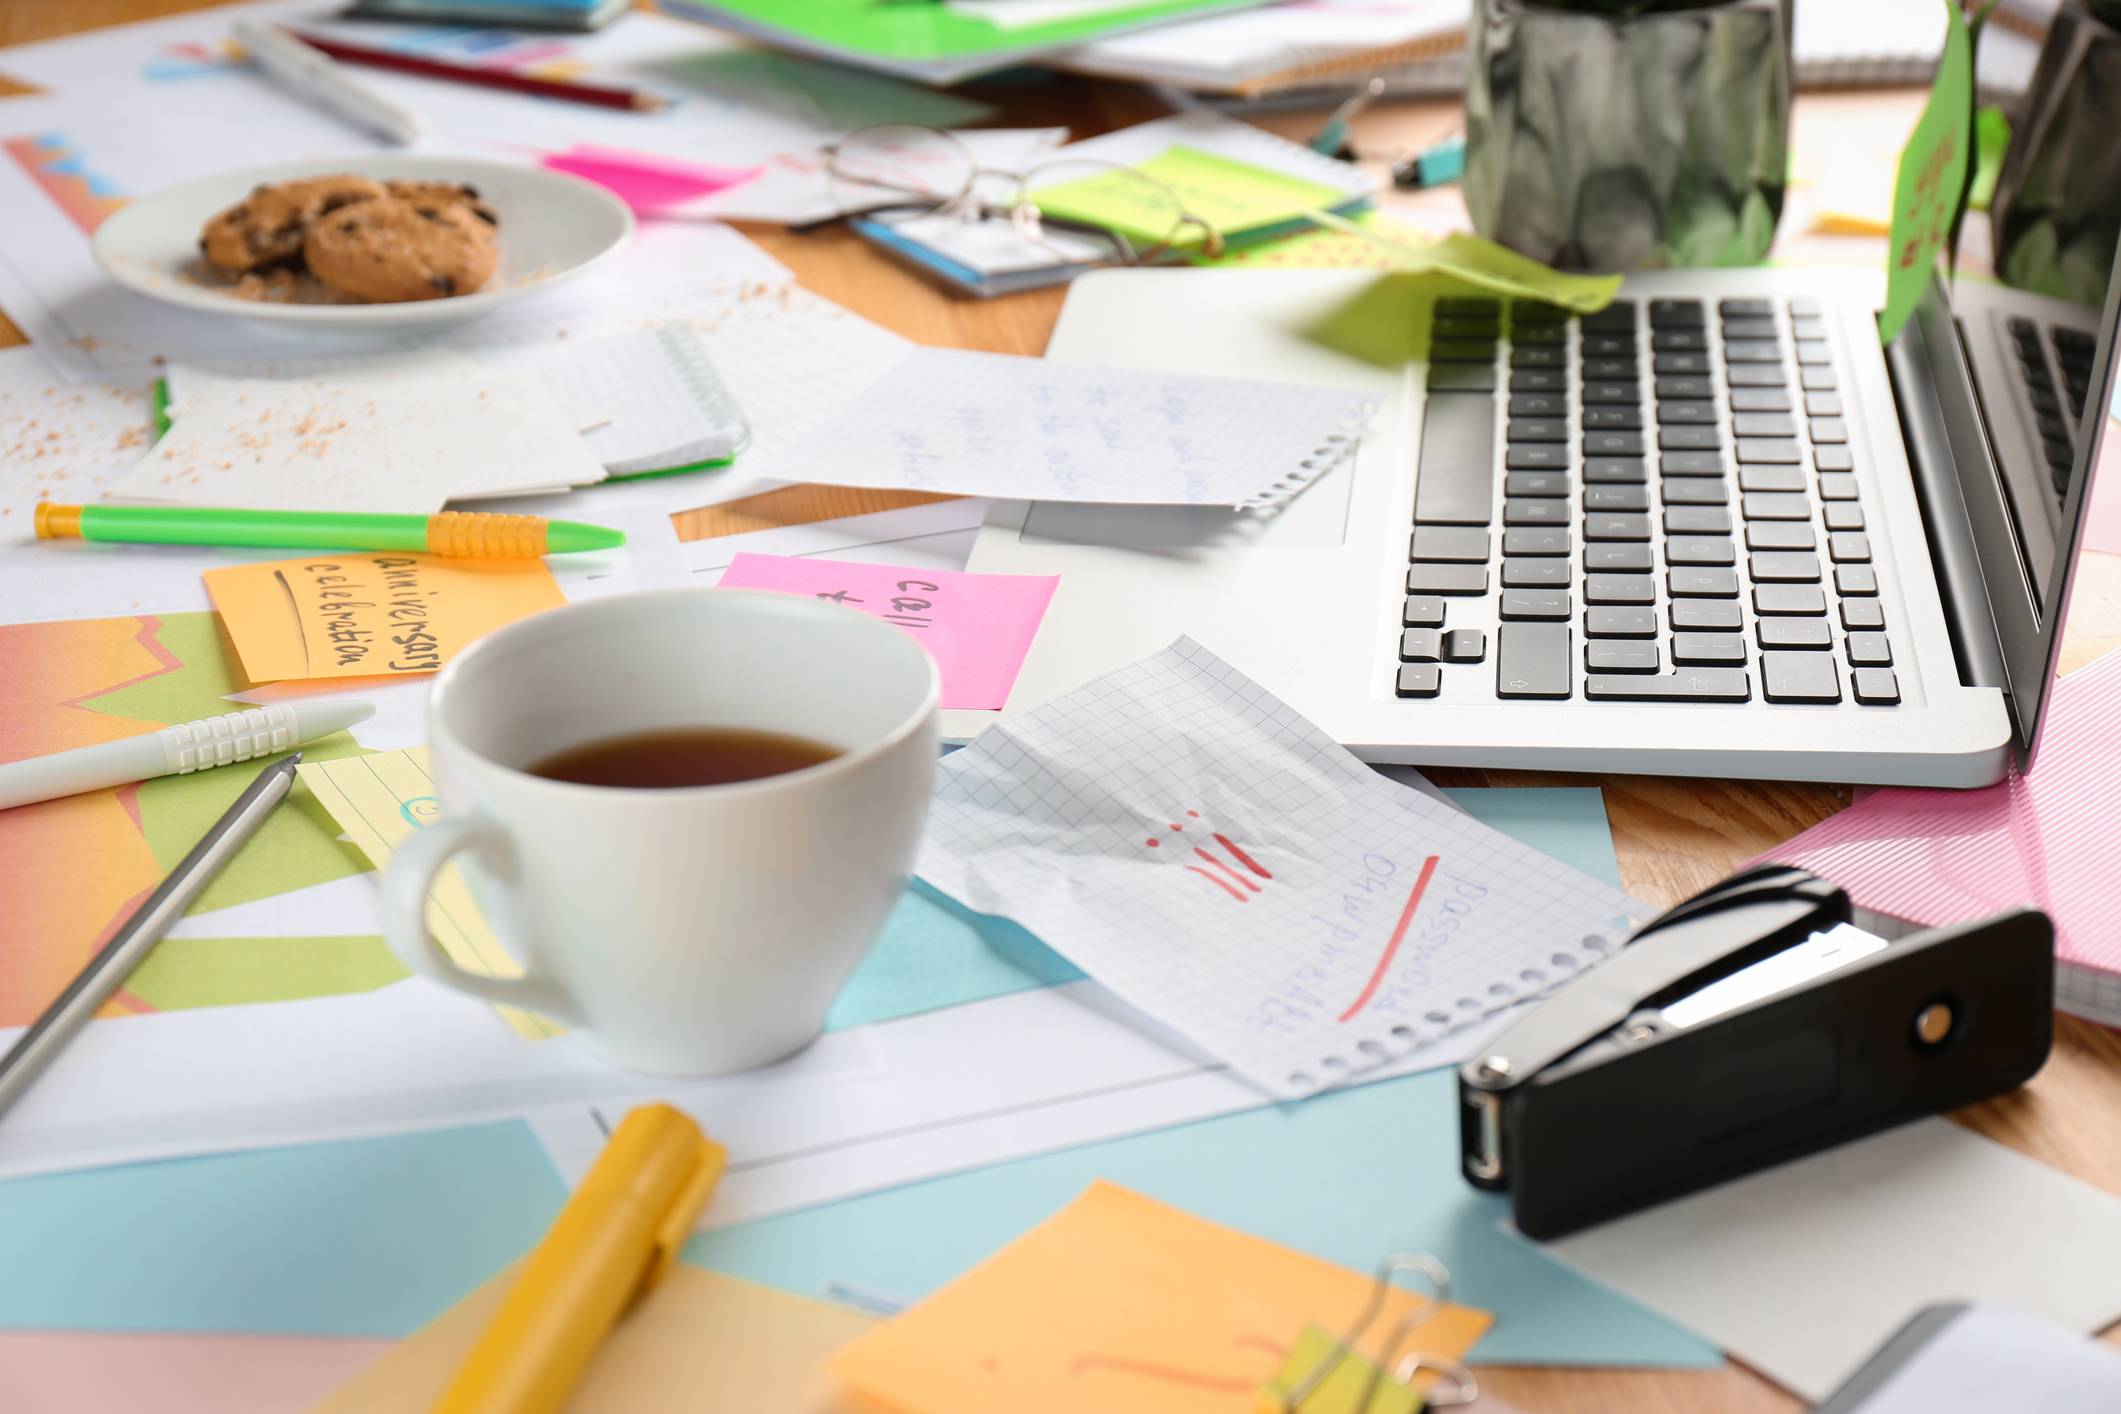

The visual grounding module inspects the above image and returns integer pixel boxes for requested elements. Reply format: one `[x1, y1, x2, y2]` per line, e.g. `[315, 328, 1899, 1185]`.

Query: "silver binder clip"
[1263, 1253, 1480, 1411]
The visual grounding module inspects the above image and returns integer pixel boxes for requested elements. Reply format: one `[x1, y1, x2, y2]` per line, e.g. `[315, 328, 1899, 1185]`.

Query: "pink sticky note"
[541, 144, 760, 214]
[716, 554, 1059, 710]
[0, 1330, 391, 1413]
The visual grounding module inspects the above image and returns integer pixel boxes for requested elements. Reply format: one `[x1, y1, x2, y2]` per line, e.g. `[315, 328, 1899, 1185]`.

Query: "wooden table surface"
[5, 7, 2118, 1411]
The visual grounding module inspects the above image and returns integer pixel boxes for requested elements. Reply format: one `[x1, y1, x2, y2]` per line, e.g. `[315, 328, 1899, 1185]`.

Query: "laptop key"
[1743, 492, 1813, 520]
[1413, 392, 1495, 524]
[1582, 405, 1644, 430]
[1667, 536, 1737, 566]
[1810, 418, 1849, 444]
[1762, 652, 1841, 703]
[1505, 498, 1568, 526]
[1659, 426, 1721, 452]
[1395, 663, 1442, 698]
[1507, 418, 1569, 442]
[1512, 368, 1568, 393]
[1586, 669, 1750, 702]
[1672, 632, 1746, 665]
[1654, 351, 1712, 375]
[1720, 316, 1779, 340]
[1723, 339, 1784, 363]
[1502, 589, 1572, 620]
[1836, 564, 1880, 595]
[1758, 619, 1832, 649]
[1651, 329, 1709, 352]
[1584, 458, 1649, 483]
[1582, 381, 1640, 405]
[1400, 629, 1443, 661]
[1580, 300, 1637, 332]
[1846, 632, 1893, 666]
[1510, 391, 1566, 417]
[1730, 386, 1793, 412]
[1587, 642, 1660, 673]
[1800, 366, 1837, 390]
[1840, 598, 1885, 629]
[1656, 375, 1716, 400]
[1665, 505, 1732, 534]
[1751, 551, 1823, 582]
[1581, 357, 1638, 380]
[1829, 532, 1872, 562]
[1728, 364, 1786, 386]
[1432, 339, 1499, 363]
[1669, 567, 1740, 597]
[1585, 606, 1657, 638]
[1718, 297, 1774, 317]
[1497, 622, 1572, 698]
[1506, 443, 1568, 470]
[1813, 445, 1855, 472]
[1755, 583, 1827, 615]
[1435, 296, 1499, 316]
[1411, 526, 1491, 561]
[1428, 363, 1497, 393]
[1733, 412, 1797, 437]
[1663, 477, 1729, 505]
[1806, 391, 1844, 416]
[1444, 629, 1488, 662]
[1582, 334, 1637, 357]
[1511, 345, 1565, 368]
[1408, 563, 1489, 595]
[1650, 299, 1707, 326]
[1584, 485, 1650, 512]
[1656, 401, 1718, 425]
[1795, 341, 1834, 366]
[1586, 574, 1655, 605]
[1503, 527, 1571, 556]
[1818, 473, 1860, 500]
[1504, 558, 1571, 587]
[1746, 521, 1816, 550]
[1585, 513, 1651, 540]
[1661, 451, 1728, 476]
[1582, 431, 1647, 457]
[1585, 543, 1653, 571]
[1740, 465, 1806, 493]
[1506, 471, 1570, 497]
[1851, 668, 1901, 705]
[1735, 437, 1802, 463]
[1403, 595, 1446, 627]
[1672, 599, 1742, 631]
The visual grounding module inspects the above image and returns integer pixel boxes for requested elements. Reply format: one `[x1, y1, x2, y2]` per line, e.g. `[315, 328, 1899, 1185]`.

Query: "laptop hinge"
[1885, 299, 2011, 695]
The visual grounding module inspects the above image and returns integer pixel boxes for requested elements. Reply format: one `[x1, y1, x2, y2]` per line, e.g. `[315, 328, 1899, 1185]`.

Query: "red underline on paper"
[1338, 854, 1441, 1023]
[1186, 865, 1248, 901]
[1214, 833, 1272, 878]
[1194, 846, 1261, 892]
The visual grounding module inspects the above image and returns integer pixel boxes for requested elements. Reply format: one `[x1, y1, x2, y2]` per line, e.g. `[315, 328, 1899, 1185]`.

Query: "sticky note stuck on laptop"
[204, 552, 562, 684]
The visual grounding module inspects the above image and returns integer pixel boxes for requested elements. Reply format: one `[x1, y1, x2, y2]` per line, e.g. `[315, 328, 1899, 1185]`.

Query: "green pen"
[34, 503, 624, 558]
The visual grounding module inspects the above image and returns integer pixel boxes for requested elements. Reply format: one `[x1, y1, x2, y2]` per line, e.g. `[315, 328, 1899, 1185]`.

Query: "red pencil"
[289, 31, 668, 112]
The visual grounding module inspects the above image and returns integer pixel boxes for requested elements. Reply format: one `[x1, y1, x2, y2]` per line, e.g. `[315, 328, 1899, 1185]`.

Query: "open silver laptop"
[946, 165, 2117, 787]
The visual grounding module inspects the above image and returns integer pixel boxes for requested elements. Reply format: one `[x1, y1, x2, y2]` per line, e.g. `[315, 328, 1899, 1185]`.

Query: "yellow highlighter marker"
[437, 1104, 724, 1414]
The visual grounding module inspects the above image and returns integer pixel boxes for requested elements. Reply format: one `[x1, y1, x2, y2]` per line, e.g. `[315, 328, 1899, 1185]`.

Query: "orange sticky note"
[828, 1181, 1492, 1414]
[203, 552, 563, 684]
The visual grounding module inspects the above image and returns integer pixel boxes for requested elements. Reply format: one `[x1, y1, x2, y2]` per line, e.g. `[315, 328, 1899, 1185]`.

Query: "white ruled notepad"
[916, 639, 1652, 1099]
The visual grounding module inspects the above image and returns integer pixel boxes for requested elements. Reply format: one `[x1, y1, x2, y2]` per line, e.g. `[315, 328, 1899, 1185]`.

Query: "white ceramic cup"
[380, 588, 939, 1075]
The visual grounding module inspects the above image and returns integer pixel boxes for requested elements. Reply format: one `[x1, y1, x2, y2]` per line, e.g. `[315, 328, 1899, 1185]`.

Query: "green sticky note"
[1257, 1323, 1423, 1414]
[1968, 104, 2010, 213]
[1027, 145, 1344, 249]
[1880, 0, 1973, 342]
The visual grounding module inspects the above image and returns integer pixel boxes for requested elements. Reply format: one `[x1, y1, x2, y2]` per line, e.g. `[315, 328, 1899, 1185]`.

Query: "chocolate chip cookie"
[383, 179, 500, 229]
[302, 195, 500, 302]
[199, 175, 388, 275]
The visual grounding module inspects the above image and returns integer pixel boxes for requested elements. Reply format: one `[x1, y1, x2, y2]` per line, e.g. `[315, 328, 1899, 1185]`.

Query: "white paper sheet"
[1819, 1304, 2121, 1413]
[1539, 1119, 2121, 1401]
[750, 346, 1377, 509]
[109, 350, 606, 513]
[917, 639, 1650, 1099]
[0, 345, 154, 524]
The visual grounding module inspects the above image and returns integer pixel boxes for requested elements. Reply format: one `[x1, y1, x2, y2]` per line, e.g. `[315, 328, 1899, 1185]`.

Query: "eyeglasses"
[821, 124, 1226, 267]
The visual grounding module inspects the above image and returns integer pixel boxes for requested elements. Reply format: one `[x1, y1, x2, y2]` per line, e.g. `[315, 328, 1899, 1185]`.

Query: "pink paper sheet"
[2080, 419, 2121, 556]
[0, 1330, 391, 1413]
[540, 144, 759, 214]
[715, 554, 1059, 711]
[1756, 648, 2121, 981]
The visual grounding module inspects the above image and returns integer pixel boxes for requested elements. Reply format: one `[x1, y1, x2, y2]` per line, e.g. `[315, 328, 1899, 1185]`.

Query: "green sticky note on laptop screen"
[1026, 146, 1344, 249]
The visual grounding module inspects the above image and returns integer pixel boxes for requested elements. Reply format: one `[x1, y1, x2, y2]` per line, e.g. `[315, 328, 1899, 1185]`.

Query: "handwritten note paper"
[1027, 145, 1344, 247]
[751, 347, 1377, 511]
[204, 553, 562, 684]
[715, 554, 1057, 710]
[916, 639, 1650, 1099]
[1880, 0, 1972, 342]
[829, 1181, 1491, 1414]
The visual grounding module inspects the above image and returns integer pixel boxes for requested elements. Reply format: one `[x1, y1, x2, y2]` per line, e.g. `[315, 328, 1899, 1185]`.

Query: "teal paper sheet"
[0, 787, 1711, 1364]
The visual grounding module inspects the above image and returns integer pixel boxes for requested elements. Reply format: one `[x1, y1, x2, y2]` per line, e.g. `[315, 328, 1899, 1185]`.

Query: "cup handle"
[381, 814, 580, 1022]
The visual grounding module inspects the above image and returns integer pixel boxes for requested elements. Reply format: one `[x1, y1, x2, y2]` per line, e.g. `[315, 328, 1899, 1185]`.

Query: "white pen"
[233, 20, 428, 147]
[0, 699, 373, 810]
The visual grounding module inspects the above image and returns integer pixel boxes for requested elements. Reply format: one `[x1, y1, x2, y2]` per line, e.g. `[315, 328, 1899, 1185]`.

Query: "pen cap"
[32, 503, 83, 540]
[583, 1104, 724, 1294]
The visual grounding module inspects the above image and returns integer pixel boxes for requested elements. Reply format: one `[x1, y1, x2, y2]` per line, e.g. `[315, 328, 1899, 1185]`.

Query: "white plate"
[91, 155, 633, 332]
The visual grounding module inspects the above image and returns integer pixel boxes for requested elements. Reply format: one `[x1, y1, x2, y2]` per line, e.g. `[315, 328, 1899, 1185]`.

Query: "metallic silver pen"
[0, 754, 303, 1123]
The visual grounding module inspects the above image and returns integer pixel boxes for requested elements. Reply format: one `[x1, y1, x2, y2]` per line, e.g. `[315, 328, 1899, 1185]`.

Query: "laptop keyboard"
[1401, 295, 1899, 708]
[2005, 315, 2095, 495]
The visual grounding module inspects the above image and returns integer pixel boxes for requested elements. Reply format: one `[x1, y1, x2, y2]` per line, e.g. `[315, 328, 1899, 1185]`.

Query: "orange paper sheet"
[202, 552, 562, 684]
[829, 1181, 1492, 1414]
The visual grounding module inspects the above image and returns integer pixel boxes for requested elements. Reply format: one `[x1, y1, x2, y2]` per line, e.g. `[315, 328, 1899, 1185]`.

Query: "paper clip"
[1263, 1253, 1480, 1412]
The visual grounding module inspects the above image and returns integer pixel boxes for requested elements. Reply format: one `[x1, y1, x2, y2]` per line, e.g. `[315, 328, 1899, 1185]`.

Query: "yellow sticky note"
[829, 1181, 1491, 1414]
[1193, 212, 1433, 271]
[1305, 212, 1623, 314]
[1255, 1324, 1422, 1414]
[316, 1262, 877, 1413]
[1028, 145, 1345, 247]
[297, 748, 561, 1041]
[203, 552, 562, 684]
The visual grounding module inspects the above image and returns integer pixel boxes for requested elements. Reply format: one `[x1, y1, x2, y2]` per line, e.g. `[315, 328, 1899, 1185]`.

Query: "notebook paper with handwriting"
[751, 347, 1376, 510]
[915, 639, 1651, 1099]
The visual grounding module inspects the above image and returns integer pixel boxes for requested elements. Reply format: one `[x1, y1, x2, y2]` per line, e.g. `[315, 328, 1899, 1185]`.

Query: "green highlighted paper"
[1879, 0, 1972, 342]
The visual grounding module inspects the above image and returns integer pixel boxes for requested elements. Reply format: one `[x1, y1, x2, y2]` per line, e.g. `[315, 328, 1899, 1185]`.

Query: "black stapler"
[1458, 864, 2055, 1240]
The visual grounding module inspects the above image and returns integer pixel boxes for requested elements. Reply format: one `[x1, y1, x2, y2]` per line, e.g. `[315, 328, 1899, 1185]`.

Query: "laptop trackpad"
[1018, 455, 1354, 549]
